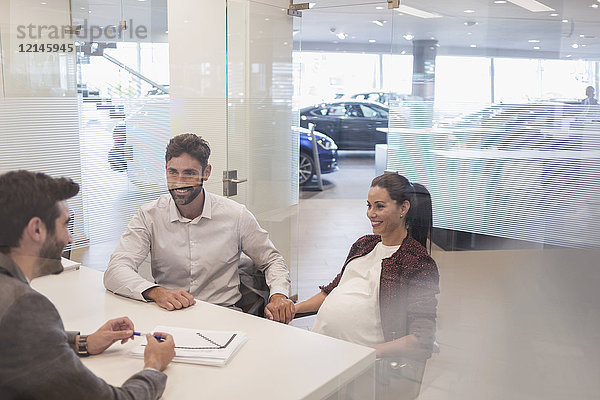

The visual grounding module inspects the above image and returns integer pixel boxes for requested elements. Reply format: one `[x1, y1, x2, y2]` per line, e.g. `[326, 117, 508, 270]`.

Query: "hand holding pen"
[143, 332, 175, 371]
[85, 316, 136, 355]
[133, 331, 166, 341]
[81, 318, 175, 371]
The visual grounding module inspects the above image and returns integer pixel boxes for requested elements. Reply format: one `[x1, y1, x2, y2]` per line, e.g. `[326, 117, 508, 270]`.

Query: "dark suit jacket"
[0, 253, 167, 399]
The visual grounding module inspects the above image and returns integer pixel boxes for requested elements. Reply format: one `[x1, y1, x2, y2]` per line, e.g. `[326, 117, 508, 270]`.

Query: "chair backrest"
[236, 257, 269, 317]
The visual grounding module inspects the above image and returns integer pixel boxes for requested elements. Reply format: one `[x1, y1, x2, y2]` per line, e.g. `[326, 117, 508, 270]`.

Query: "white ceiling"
[298, 0, 600, 59]
[71, 0, 600, 59]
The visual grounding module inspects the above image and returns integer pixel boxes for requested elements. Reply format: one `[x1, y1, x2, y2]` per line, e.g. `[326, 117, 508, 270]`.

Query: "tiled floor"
[72, 151, 600, 399]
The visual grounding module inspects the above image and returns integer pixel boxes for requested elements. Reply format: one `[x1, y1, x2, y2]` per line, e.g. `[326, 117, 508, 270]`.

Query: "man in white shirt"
[104, 134, 294, 323]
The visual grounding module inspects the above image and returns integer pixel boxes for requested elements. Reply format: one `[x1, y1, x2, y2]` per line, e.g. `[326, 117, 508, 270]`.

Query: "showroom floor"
[71, 151, 599, 399]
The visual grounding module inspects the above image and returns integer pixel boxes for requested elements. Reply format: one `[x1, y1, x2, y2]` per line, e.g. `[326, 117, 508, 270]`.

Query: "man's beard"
[169, 182, 203, 206]
[38, 234, 65, 276]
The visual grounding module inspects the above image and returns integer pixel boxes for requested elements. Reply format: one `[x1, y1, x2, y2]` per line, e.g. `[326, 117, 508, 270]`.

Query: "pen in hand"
[133, 331, 166, 341]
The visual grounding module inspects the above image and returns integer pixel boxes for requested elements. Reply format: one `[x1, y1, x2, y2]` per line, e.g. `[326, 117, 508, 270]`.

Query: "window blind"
[387, 100, 600, 248]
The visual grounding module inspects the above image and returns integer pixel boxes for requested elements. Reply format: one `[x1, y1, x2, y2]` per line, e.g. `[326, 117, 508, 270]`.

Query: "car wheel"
[299, 152, 315, 185]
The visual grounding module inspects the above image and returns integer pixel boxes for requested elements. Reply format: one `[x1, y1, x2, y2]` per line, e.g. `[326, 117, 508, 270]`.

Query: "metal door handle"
[223, 170, 247, 196]
[222, 178, 248, 184]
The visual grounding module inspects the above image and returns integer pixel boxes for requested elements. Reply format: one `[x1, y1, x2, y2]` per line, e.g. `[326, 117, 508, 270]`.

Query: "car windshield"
[310, 107, 328, 116]
[360, 104, 386, 118]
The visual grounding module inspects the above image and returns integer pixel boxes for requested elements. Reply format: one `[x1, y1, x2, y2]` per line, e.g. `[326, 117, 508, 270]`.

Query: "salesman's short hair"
[0, 170, 79, 253]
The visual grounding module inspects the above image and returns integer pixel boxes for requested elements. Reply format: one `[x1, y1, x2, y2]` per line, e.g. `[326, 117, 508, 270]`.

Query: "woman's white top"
[312, 242, 400, 346]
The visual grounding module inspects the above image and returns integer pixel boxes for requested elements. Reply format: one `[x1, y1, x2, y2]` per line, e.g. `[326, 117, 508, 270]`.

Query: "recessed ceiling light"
[581, 44, 587, 47]
[336, 33, 347, 40]
[464, 21, 478, 26]
[562, 19, 569, 23]
[80, 6, 85, 9]
[464, 9, 475, 13]
[400, 50, 407, 55]
[528, 39, 540, 43]
[571, 43, 579, 48]
[494, 0, 507, 3]
[549, 13, 558, 16]
[506, 0, 554, 12]
[403, 34, 414, 40]
[372, 20, 384, 27]
[591, 4, 599, 8]
[566, 54, 572, 57]
[376, 6, 384, 10]
[470, 44, 477, 48]
[467, 32, 473, 35]
[369, 39, 376, 43]
[533, 46, 540, 49]
[579, 34, 585, 37]
[40, 1, 47, 4]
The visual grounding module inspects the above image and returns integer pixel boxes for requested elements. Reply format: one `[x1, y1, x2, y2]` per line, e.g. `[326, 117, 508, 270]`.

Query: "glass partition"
[386, 2, 600, 399]
[70, 0, 170, 268]
[226, 0, 299, 298]
[1, 1, 599, 398]
[0, 0, 83, 249]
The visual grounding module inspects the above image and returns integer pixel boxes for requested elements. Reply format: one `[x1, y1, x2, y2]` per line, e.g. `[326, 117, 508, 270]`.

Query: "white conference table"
[32, 267, 375, 400]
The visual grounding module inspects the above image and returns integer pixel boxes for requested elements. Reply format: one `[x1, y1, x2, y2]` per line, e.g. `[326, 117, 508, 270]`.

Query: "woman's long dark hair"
[370, 173, 433, 249]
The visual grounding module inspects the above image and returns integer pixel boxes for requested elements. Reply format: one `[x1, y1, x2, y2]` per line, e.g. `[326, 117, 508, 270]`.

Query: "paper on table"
[130, 325, 248, 367]
[61, 257, 81, 271]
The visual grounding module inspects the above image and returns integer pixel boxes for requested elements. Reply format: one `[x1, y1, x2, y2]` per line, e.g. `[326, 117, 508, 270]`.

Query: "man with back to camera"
[582, 86, 598, 105]
[0, 170, 175, 399]
[104, 133, 295, 323]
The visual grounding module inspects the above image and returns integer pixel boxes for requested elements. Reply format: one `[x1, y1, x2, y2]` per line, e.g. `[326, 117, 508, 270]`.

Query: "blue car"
[295, 126, 339, 185]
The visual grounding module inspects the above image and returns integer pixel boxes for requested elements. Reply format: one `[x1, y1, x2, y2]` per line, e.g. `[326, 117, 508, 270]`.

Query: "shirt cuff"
[143, 367, 163, 374]
[268, 289, 289, 300]
[137, 283, 159, 302]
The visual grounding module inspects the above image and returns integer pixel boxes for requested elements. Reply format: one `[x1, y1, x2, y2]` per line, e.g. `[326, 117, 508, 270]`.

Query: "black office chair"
[293, 310, 317, 319]
[236, 257, 270, 317]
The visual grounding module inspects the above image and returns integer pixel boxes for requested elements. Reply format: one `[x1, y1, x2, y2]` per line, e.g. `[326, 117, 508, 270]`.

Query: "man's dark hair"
[165, 134, 211, 169]
[0, 170, 80, 253]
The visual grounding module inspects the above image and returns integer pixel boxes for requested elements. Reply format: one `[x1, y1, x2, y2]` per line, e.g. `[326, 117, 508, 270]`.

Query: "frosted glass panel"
[388, 104, 600, 248]
[0, 97, 84, 247]
[227, 0, 298, 295]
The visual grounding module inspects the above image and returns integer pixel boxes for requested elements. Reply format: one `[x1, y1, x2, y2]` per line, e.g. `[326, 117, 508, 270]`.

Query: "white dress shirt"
[312, 242, 400, 346]
[104, 191, 290, 307]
